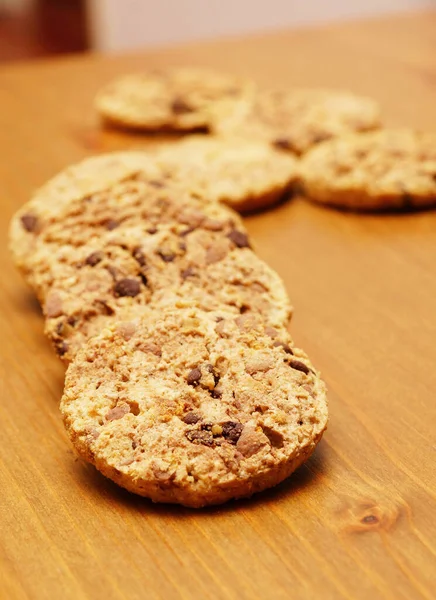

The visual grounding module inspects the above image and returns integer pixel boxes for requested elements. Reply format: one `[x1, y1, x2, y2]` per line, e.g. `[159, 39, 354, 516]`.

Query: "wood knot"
[336, 496, 402, 534]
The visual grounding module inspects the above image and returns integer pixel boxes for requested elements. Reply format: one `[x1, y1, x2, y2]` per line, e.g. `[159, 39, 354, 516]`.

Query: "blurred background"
[0, 0, 434, 62]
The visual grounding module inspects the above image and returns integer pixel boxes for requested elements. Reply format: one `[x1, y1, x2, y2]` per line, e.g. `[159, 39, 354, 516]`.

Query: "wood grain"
[1, 10, 436, 599]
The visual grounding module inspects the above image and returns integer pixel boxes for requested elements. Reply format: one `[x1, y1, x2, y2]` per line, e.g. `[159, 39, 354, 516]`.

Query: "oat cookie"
[61, 306, 328, 507]
[155, 136, 298, 212]
[95, 68, 255, 132]
[300, 130, 436, 210]
[42, 222, 291, 362]
[9, 151, 168, 286]
[215, 88, 381, 155]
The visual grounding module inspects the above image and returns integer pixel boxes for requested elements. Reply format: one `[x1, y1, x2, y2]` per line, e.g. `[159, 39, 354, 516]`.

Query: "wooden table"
[1, 10, 436, 599]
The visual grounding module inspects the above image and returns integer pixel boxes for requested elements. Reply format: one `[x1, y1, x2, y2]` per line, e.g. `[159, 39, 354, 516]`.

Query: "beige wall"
[87, 0, 434, 52]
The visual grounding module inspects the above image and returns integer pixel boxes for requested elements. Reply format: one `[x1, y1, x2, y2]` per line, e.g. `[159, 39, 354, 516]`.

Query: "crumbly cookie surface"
[9, 151, 169, 284]
[300, 129, 436, 210]
[215, 88, 381, 155]
[43, 223, 291, 362]
[95, 68, 255, 132]
[155, 136, 298, 212]
[61, 307, 328, 507]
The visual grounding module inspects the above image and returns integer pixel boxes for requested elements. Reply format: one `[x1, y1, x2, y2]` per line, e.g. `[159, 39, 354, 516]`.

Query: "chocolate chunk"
[186, 367, 202, 385]
[171, 97, 194, 114]
[185, 430, 214, 446]
[289, 359, 310, 374]
[157, 249, 176, 263]
[132, 247, 146, 266]
[106, 405, 130, 421]
[95, 299, 115, 315]
[273, 138, 293, 151]
[211, 387, 222, 399]
[261, 425, 284, 448]
[183, 412, 201, 425]
[227, 230, 251, 249]
[181, 266, 196, 280]
[221, 421, 244, 444]
[85, 251, 104, 266]
[273, 341, 294, 354]
[113, 278, 141, 297]
[56, 341, 68, 357]
[179, 226, 195, 237]
[140, 273, 148, 286]
[67, 316, 77, 326]
[105, 219, 119, 230]
[20, 214, 38, 232]
[146, 226, 158, 234]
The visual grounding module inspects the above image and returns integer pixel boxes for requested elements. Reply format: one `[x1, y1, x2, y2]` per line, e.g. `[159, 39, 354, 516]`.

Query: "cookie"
[9, 151, 167, 290]
[61, 306, 328, 507]
[215, 88, 381, 155]
[95, 67, 255, 132]
[155, 136, 298, 212]
[299, 130, 436, 210]
[42, 223, 292, 362]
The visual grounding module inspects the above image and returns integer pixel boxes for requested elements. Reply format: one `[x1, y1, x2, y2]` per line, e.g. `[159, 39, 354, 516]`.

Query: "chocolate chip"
[185, 430, 214, 446]
[179, 226, 195, 237]
[147, 226, 158, 234]
[140, 273, 148, 286]
[105, 219, 119, 230]
[183, 412, 201, 425]
[273, 138, 293, 151]
[95, 299, 115, 315]
[186, 367, 202, 385]
[289, 359, 310, 374]
[55, 341, 68, 357]
[273, 341, 294, 354]
[157, 249, 176, 263]
[171, 97, 193, 114]
[85, 251, 104, 266]
[20, 214, 38, 232]
[67, 316, 77, 326]
[181, 266, 196, 280]
[113, 278, 141, 297]
[221, 421, 244, 444]
[227, 230, 251, 249]
[132, 247, 146, 266]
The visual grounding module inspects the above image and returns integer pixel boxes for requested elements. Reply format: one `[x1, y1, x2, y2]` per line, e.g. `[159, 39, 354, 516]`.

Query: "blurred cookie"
[61, 306, 328, 507]
[300, 130, 436, 210]
[215, 88, 381, 155]
[95, 67, 255, 132]
[155, 136, 298, 212]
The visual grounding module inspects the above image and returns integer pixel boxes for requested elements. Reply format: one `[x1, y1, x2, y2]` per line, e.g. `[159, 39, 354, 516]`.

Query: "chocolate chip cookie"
[61, 306, 328, 507]
[155, 136, 298, 212]
[215, 88, 381, 155]
[95, 67, 255, 132]
[300, 129, 436, 210]
[42, 222, 291, 362]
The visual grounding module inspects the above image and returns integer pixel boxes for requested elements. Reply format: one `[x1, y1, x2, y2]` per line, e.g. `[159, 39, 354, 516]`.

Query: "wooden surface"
[1, 10, 436, 600]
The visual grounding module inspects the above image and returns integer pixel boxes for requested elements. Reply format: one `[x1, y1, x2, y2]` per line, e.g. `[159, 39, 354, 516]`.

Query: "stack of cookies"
[10, 150, 328, 507]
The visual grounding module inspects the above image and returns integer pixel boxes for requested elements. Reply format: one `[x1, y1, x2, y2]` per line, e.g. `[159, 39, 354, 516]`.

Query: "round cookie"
[61, 306, 328, 507]
[155, 136, 298, 212]
[299, 130, 436, 210]
[95, 67, 255, 132]
[42, 223, 292, 362]
[9, 151, 169, 286]
[9, 153, 243, 300]
[214, 88, 381, 155]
